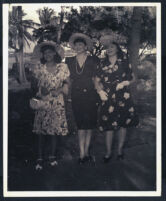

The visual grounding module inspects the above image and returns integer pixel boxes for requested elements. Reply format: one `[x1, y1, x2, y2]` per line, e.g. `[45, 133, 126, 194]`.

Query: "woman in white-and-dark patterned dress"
[30, 41, 70, 170]
[94, 36, 139, 163]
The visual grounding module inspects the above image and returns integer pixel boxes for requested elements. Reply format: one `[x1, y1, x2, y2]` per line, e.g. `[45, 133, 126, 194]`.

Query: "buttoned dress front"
[66, 56, 100, 130]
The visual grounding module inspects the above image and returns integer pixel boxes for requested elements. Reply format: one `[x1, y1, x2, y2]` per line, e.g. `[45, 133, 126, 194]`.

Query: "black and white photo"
[3, 2, 161, 197]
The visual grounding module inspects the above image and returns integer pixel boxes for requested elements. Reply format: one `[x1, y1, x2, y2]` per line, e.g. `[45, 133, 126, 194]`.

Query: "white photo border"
[3, 2, 161, 197]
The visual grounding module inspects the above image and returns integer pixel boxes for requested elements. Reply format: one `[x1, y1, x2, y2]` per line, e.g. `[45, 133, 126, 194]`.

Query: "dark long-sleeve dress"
[97, 57, 139, 132]
[66, 56, 100, 130]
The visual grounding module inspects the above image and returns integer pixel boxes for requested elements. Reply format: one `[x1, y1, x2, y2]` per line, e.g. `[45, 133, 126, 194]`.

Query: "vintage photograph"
[3, 2, 161, 197]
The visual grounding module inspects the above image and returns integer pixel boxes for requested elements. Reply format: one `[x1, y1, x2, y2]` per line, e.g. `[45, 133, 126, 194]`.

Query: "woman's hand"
[98, 90, 108, 101]
[93, 76, 104, 92]
[116, 81, 130, 91]
[30, 98, 43, 110]
[51, 88, 62, 97]
[116, 83, 124, 91]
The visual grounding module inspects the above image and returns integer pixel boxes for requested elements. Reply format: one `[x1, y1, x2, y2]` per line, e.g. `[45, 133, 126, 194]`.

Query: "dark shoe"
[85, 155, 96, 165]
[78, 157, 85, 165]
[103, 155, 112, 163]
[117, 154, 124, 160]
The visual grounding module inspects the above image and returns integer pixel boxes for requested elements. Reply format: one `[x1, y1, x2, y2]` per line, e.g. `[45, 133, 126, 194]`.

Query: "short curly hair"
[40, 45, 62, 64]
[105, 42, 124, 60]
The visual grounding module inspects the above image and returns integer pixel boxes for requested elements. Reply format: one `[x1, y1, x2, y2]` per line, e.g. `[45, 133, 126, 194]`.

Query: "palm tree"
[33, 7, 67, 44]
[9, 6, 38, 83]
[33, 7, 58, 43]
[37, 7, 55, 26]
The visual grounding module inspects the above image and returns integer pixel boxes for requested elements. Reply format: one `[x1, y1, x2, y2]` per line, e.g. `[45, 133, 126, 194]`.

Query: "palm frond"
[23, 30, 34, 42]
[23, 35, 31, 48]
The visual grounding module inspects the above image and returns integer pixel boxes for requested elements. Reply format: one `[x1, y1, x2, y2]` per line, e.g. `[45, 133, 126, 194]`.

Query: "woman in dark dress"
[94, 35, 139, 163]
[66, 33, 100, 164]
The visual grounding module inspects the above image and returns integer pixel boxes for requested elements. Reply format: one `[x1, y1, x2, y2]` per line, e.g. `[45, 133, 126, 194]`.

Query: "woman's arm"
[93, 76, 103, 93]
[62, 77, 71, 95]
[116, 60, 134, 91]
[93, 76, 108, 101]
[50, 77, 71, 97]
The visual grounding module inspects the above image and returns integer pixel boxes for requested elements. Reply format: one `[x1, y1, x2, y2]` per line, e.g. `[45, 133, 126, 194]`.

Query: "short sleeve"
[60, 63, 70, 81]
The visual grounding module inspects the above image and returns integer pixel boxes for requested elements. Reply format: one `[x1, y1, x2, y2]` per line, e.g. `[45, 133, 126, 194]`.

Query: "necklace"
[75, 57, 86, 75]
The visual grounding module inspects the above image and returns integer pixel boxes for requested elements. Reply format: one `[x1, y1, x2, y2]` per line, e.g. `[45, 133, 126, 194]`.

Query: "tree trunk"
[57, 7, 64, 44]
[17, 6, 27, 83]
[17, 49, 27, 83]
[129, 7, 142, 79]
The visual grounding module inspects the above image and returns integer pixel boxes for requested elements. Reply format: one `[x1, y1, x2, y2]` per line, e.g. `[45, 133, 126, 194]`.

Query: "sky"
[9, 4, 79, 23]
[8, 4, 80, 52]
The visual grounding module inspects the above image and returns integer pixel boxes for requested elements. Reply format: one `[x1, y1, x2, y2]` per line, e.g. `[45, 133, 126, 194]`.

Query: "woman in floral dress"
[30, 41, 70, 170]
[94, 36, 139, 163]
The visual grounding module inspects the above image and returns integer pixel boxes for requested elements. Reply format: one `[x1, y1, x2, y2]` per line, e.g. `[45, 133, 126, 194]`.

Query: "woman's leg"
[78, 129, 86, 159]
[117, 127, 126, 155]
[49, 135, 57, 157]
[37, 134, 43, 159]
[84, 129, 93, 157]
[35, 134, 44, 170]
[105, 131, 114, 157]
[49, 135, 58, 165]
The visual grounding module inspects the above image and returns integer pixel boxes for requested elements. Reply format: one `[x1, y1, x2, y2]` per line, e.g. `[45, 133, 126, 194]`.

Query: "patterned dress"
[31, 63, 70, 136]
[97, 57, 139, 132]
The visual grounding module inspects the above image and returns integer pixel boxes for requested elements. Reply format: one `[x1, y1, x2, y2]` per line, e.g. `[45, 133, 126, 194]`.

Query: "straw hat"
[100, 35, 116, 48]
[100, 34, 127, 48]
[69, 33, 93, 51]
[32, 41, 64, 62]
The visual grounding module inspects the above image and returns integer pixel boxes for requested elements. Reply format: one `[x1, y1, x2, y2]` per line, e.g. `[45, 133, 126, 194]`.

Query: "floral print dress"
[31, 63, 70, 136]
[97, 58, 139, 132]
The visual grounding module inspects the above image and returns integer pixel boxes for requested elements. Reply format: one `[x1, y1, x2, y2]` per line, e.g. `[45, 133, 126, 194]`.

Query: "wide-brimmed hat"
[69, 33, 93, 51]
[100, 35, 117, 48]
[32, 41, 64, 61]
[100, 34, 127, 48]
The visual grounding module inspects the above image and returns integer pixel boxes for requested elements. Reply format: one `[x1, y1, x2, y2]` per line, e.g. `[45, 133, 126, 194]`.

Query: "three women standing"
[30, 33, 139, 167]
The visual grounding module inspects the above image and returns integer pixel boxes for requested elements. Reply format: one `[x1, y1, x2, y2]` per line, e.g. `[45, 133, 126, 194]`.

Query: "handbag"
[30, 98, 51, 110]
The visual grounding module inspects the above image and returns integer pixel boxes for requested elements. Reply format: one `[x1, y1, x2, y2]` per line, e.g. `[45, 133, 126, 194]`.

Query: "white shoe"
[50, 160, 58, 166]
[35, 163, 43, 170]
[35, 159, 43, 170]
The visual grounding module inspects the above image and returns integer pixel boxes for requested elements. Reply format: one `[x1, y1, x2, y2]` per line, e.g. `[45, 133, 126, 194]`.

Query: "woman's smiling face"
[106, 43, 118, 57]
[43, 49, 55, 62]
[74, 42, 87, 54]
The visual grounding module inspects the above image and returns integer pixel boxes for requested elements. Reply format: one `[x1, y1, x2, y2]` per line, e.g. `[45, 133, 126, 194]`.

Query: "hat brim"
[100, 35, 115, 48]
[69, 33, 93, 51]
[32, 41, 64, 62]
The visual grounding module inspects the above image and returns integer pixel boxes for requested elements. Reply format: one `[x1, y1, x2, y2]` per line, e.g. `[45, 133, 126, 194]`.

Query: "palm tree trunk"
[17, 6, 27, 83]
[57, 6, 64, 44]
[129, 7, 142, 79]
